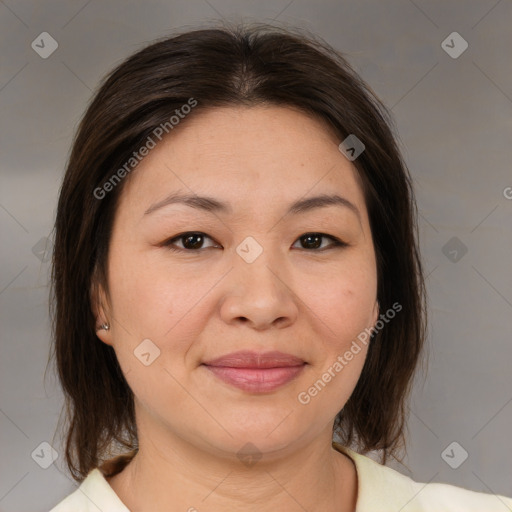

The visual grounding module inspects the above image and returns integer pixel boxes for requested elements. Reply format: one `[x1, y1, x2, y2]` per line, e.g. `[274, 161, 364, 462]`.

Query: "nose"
[219, 251, 299, 331]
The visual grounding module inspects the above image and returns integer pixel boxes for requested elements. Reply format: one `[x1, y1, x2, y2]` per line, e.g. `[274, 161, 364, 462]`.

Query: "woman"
[48, 22, 512, 511]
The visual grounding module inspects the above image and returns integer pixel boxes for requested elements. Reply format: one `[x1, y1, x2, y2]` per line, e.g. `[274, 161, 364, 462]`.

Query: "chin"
[206, 413, 307, 456]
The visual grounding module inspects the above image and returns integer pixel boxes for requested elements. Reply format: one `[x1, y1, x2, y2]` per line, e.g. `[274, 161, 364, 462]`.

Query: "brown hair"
[49, 21, 427, 482]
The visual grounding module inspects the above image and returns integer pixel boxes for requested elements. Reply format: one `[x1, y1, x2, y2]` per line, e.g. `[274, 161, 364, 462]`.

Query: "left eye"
[292, 232, 348, 251]
[162, 232, 347, 252]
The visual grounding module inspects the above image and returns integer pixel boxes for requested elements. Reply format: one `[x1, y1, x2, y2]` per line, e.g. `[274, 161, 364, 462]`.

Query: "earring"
[97, 323, 110, 331]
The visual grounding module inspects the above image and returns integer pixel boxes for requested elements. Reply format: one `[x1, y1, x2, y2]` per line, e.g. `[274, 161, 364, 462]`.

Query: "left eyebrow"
[144, 191, 361, 222]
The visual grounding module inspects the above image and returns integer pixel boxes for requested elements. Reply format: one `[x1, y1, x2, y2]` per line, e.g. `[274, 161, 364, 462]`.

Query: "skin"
[94, 105, 379, 512]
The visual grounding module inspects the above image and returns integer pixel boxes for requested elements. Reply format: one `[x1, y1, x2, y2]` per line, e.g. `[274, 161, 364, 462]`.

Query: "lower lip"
[204, 365, 305, 393]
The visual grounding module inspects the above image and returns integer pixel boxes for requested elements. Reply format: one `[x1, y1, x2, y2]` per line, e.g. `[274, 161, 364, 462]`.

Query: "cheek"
[106, 247, 217, 366]
[107, 246, 180, 334]
[105, 251, 195, 411]
[306, 259, 377, 345]
[297, 275, 374, 422]
[296, 254, 376, 411]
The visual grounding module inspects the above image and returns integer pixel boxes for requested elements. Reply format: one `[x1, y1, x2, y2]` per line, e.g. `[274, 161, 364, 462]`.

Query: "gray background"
[1, 0, 511, 510]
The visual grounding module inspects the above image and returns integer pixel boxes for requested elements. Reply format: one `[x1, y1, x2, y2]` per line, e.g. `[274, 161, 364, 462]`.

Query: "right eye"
[161, 232, 221, 252]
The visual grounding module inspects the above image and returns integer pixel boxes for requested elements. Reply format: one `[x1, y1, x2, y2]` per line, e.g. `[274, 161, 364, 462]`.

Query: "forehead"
[119, 105, 367, 221]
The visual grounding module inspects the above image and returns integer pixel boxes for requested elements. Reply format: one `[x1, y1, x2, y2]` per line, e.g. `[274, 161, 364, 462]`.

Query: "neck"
[108, 427, 357, 512]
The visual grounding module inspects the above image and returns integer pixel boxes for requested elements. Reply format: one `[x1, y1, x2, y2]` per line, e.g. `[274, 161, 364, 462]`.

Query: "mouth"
[202, 350, 307, 393]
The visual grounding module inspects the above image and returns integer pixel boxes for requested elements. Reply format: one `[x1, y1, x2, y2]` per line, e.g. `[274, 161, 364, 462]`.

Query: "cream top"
[49, 443, 512, 511]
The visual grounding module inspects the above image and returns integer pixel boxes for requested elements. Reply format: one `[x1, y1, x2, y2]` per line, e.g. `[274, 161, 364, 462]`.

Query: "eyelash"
[161, 231, 348, 253]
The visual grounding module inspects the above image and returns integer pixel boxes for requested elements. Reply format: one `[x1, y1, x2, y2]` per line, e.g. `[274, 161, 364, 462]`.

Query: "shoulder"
[334, 443, 512, 512]
[49, 468, 130, 512]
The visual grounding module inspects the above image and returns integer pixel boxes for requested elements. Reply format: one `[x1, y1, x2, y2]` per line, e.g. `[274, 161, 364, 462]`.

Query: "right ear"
[90, 272, 113, 346]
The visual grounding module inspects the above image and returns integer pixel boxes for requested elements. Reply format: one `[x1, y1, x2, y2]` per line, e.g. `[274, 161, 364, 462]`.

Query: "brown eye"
[163, 232, 219, 252]
[293, 233, 348, 251]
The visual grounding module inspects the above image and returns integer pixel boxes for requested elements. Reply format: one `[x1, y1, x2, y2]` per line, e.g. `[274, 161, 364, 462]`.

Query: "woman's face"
[96, 105, 379, 459]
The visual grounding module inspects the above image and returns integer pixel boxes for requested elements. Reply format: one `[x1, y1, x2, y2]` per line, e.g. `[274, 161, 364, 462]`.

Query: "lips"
[202, 350, 306, 393]
[203, 350, 305, 368]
